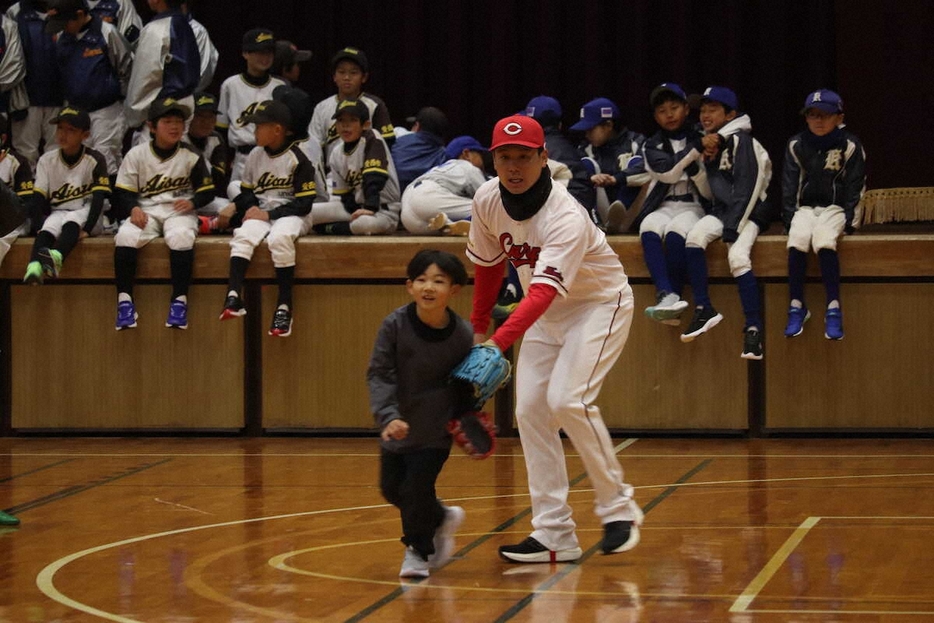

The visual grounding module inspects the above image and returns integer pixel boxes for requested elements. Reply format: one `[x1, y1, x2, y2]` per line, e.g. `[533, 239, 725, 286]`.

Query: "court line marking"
[7, 451, 934, 458]
[34, 471, 934, 621]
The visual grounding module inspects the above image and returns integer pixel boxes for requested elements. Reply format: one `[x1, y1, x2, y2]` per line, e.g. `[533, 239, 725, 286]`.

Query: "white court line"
[6, 451, 934, 458]
[615, 438, 639, 452]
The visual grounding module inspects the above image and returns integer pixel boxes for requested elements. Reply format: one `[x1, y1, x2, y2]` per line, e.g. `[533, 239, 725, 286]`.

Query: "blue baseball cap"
[801, 89, 843, 114]
[570, 97, 620, 131]
[650, 82, 687, 107]
[525, 96, 562, 121]
[445, 135, 486, 160]
[694, 86, 739, 111]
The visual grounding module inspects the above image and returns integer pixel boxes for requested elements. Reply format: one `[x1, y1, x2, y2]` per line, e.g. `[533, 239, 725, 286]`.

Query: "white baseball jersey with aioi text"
[116, 142, 213, 211]
[241, 143, 317, 211]
[0, 149, 34, 194]
[328, 128, 400, 207]
[467, 178, 629, 306]
[216, 74, 286, 149]
[310, 93, 394, 160]
[35, 147, 110, 211]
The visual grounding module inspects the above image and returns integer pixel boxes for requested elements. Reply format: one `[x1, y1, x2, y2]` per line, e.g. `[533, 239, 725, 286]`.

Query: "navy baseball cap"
[244, 100, 291, 127]
[801, 89, 843, 114]
[650, 82, 688, 107]
[331, 99, 369, 122]
[525, 96, 562, 122]
[45, 0, 87, 33]
[149, 97, 191, 122]
[444, 135, 486, 160]
[490, 115, 545, 150]
[49, 106, 90, 130]
[570, 97, 620, 131]
[242, 28, 275, 52]
[331, 47, 369, 73]
[690, 86, 739, 111]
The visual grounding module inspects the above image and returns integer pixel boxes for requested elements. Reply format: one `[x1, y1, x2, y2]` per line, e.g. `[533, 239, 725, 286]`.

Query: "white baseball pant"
[639, 201, 705, 239]
[787, 205, 846, 253]
[514, 289, 639, 551]
[88, 101, 128, 175]
[685, 214, 760, 277]
[12, 106, 60, 169]
[312, 200, 400, 235]
[113, 203, 198, 250]
[400, 180, 471, 234]
[39, 206, 102, 238]
[0, 221, 29, 266]
[229, 214, 312, 267]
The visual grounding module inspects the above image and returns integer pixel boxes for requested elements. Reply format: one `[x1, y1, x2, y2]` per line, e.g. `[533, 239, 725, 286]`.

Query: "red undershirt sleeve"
[489, 283, 558, 351]
[470, 261, 506, 335]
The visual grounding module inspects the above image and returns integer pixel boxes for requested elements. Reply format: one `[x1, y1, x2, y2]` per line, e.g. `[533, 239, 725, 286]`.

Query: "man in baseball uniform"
[468, 114, 642, 563]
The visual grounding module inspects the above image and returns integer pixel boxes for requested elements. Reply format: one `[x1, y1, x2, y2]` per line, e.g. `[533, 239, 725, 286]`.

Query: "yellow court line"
[729, 516, 821, 613]
[748, 608, 934, 616]
[7, 451, 934, 458]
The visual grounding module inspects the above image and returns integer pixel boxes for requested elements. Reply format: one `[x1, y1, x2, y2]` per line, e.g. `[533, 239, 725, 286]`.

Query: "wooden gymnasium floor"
[2, 436, 934, 622]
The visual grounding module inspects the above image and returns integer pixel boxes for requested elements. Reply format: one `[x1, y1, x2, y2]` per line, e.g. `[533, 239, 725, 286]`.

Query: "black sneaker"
[680, 306, 724, 342]
[219, 295, 246, 320]
[741, 328, 763, 360]
[269, 307, 292, 337]
[498, 536, 582, 563]
[601, 521, 641, 554]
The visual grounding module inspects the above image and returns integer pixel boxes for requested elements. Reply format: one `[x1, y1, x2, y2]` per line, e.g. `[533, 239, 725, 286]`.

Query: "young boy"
[635, 83, 712, 324]
[309, 47, 394, 164]
[216, 28, 286, 181]
[367, 248, 472, 578]
[113, 97, 214, 331]
[47, 0, 132, 176]
[680, 87, 773, 358]
[311, 99, 401, 235]
[783, 89, 866, 340]
[217, 99, 316, 338]
[468, 115, 642, 564]
[570, 97, 649, 233]
[400, 135, 487, 235]
[23, 107, 109, 284]
[185, 91, 230, 231]
[0, 115, 36, 268]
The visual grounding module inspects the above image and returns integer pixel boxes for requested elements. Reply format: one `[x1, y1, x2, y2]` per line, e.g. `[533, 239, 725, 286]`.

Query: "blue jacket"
[579, 129, 648, 209]
[13, 1, 61, 107]
[56, 16, 121, 111]
[391, 131, 446, 192]
[634, 125, 711, 229]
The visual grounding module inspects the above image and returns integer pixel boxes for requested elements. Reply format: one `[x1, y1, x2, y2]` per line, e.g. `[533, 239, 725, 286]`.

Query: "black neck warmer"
[500, 166, 552, 221]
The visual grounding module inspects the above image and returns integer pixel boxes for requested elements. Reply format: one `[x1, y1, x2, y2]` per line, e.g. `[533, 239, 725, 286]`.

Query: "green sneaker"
[0, 510, 19, 526]
[38, 247, 62, 279]
[23, 261, 43, 285]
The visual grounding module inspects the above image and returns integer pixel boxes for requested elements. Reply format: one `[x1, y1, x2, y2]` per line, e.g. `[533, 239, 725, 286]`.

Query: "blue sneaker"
[824, 308, 844, 340]
[115, 300, 137, 331]
[784, 306, 810, 337]
[165, 299, 188, 329]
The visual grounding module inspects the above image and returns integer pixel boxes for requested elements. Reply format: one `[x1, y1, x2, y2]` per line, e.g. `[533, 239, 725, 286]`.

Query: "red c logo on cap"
[503, 122, 523, 135]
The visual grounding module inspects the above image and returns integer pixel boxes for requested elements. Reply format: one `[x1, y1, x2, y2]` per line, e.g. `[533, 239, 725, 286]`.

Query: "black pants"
[380, 447, 450, 558]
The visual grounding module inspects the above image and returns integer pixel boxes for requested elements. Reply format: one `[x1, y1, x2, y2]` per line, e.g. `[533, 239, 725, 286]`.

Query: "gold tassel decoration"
[861, 187, 934, 224]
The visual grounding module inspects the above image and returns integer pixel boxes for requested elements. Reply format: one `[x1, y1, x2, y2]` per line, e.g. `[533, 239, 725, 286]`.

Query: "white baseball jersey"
[0, 148, 33, 193]
[216, 73, 286, 149]
[35, 146, 109, 211]
[327, 128, 400, 208]
[293, 136, 329, 201]
[468, 178, 629, 304]
[116, 141, 213, 212]
[410, 158, 486, 197]
[309, 93, 394, 161]
[241, 143, 316, 213]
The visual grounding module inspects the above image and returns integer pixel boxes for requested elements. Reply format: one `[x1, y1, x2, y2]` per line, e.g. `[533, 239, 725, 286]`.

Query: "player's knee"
[728, 248, 751, 276]
[267, 235, 296, 265]
[166, 230, 196, 251]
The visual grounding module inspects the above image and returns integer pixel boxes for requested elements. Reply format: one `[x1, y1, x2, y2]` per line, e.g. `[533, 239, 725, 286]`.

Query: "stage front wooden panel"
[10, 284, 244, 430]
[261, 285, 477, 430]
[598, 283, 749, 430]
[764, 283, 934, 430]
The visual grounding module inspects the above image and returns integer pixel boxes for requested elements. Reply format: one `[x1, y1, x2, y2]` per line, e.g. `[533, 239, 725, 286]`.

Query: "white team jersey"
[409, 159, 486, 198]
[327, 129, 400, 207]
[468, 178, 629, 305]
[0, 149, 31, 192]
[309, 93, 392, 161]
[35, 147, 109, 211]
[216, 74, 286, 148]
[241, 143, 316, 211]
[116, 141, 212, 211]
[293, 137, 329, 201]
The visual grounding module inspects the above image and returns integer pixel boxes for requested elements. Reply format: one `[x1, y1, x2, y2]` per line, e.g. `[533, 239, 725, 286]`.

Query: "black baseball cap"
[49, 106, 91, 130]
[272, 85, 313, 134]
[45, 0, 88, 34]
[149, 97, 191, 122]
[331, 99, 369, 123]
[244, 100, 292, 127]
[413, 106, 448, 137]
[330, 47, 369, 73]
[193, 92, 218, 113]
[274, 40, 312, 71]
[242, 28, 275, 52]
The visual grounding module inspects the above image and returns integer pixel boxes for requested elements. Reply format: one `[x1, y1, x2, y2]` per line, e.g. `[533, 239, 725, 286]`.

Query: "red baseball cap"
[489, 115, 545, 151]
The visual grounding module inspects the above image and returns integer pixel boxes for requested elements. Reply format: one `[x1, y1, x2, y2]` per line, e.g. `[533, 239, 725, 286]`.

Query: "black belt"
[664, 193, 695, 203]
[236, 145, 255, 155]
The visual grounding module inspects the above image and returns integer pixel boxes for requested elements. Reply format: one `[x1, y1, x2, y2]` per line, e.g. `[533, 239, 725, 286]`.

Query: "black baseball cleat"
[269, 307, 292, 337]
[741, 327, 764, 360]
[681, 305, 723, 342]
[219, 295, 246, 320]
[601, 520, 641, 554]
[498, 537, 582, 563]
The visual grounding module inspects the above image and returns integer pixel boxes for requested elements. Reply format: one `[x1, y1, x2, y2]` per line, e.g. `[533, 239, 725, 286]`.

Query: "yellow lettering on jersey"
[301, 181, 316, 192]
[255, 171, 294, 192]
[344, 170, 363, 188]
[139, 174, 190, 197]
[50, 182, 94, 204]
[236, 102, 260, 127]
[363, 158, 383, 169]
[82, 48, 104, 58]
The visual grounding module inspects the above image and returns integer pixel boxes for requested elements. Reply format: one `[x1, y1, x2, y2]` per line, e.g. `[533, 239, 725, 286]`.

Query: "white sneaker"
[645, 292, 689, 323]
[430, 505, 465, 569]
[399, 546, 430, 578]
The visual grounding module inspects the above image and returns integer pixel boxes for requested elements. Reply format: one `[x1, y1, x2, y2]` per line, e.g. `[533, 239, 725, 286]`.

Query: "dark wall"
[145, 0, 928, 192]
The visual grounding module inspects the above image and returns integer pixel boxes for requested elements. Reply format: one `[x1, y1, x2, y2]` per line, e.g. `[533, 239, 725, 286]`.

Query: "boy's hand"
[381, 419, 409, 441]
[702, 134, 723, 161]
[79, 230, 88, 240]
[244, 206, 268, 222]
[173, 198, 195, 213]
[130, 206, 148, 229]
[215, 202, 236, 230]
[590, 173, 616, 187]
[350, 208, 374, 221]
